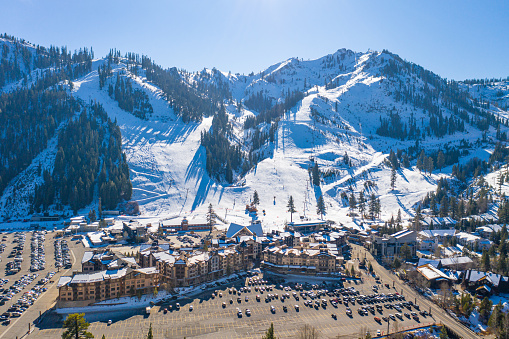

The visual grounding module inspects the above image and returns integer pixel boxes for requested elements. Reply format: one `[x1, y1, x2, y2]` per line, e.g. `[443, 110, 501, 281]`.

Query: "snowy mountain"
[1, 36, 508, 232]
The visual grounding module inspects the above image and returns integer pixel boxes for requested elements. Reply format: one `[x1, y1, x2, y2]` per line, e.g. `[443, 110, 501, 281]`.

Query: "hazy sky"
[1, 0, 507, 80]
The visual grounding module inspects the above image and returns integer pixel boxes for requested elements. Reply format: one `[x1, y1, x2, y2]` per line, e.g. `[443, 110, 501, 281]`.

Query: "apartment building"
[57, 267, 159, 302]
[261, 243, 343, 274]
[145, 245, 246, 288]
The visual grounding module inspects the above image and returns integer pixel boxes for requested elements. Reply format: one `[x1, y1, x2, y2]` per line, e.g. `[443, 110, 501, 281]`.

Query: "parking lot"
[33, 272, 432, 338]
[0, 230, 84, 339]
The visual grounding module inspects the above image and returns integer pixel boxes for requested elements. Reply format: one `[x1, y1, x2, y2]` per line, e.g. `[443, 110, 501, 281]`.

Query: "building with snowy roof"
[418, 239, 438, 251]
[261, 243, 343, 274]
[368, 230, 417, 259]
[461, 270, 509, 295]
[226, 222, 263, 238]
[419, 229, 456, 241]
[422, 217, 457, 229]
[81, 250, 139, 272]
[455, 232, 493, 251]
[416, 263, 453, 288]
[143, 245, 248, 288]
[476, 224, 504, 239]
[57, 266, 159, 305]
[123, 221, 148, 242]
[417, 256, 473, 271]
[160, 217, 212, 233]
[285, 220, 327, 233]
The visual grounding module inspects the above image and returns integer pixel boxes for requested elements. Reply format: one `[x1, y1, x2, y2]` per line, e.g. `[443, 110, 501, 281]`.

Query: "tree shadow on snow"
[185, 148, 205, 183]
[313, 185, 323, 201]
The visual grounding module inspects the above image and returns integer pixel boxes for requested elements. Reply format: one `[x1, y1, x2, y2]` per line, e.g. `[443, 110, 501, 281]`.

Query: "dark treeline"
[463, 77, 509, 86]
[0, 34, 93, 88]
[34, 103, 132, 213]
[108, 73, 153, 120]
[194, 68, 232, 103]
[0, 87, 80, 196]
[419, 178, 490, 222]
[141, 56, 218, 122]
[200, 105, 246, 183]
[378, 51, 502, 141]
[243, 89, 304, 129]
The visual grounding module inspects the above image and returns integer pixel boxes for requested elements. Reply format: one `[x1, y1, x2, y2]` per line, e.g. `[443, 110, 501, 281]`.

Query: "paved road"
[351, 244, 479, 338]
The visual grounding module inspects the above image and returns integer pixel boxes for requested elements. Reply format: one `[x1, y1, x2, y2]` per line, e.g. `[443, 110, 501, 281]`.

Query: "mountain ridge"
[0, 35, 508, 232]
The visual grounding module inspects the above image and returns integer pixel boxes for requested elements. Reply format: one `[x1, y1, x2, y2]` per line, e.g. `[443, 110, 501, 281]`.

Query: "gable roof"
[464, 270, 509, 287]
[417, 264, 451, 281]
[226, 223, 263, 238]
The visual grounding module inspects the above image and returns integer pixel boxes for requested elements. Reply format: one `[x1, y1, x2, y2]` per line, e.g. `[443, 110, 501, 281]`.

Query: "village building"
[455, 232, 493, 251]
[160, 217, 212, 233]
[461, 270, 509, 296]
[285, 220, 327, 233]
[225, 222, 263, 239]
[417, 256, 474, 271]
[261, 243, 343, 274]
[143, 245, 247, 288]
[476, 224, 504, 239]
[123, 221, 148, 242]
[419, 229, 456, 242]
[416, 263, 454, 288]
[81, 250, 138, 272]
[368, 230, 417, 259]
[57, 267, 159, 304]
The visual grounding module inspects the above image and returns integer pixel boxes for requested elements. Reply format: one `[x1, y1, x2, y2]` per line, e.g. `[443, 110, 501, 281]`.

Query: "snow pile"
[56, 290, 172, 315]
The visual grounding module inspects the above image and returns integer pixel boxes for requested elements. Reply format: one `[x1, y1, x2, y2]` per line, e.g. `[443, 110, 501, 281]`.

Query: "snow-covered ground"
[56, 290, 172, 315]
[1, 47, 508, 233]
[64, 57, 455, 233]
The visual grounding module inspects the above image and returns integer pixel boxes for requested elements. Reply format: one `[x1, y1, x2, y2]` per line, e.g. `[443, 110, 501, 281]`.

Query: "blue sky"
[1, 0, 507, 80]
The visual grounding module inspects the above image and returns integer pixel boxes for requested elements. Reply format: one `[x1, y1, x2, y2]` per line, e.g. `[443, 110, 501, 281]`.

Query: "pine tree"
[316, 195, 326, 219]
[146, 323, 153, 339]
[413, 205, 422, 231]
[253, 190, 260, 206]
[479, 297, 493, 322]
[396, 209, 402, 224]
[88, 209, 97, 223]
[349, 193, 357, 213]
[206, 203, 216, 227]
[439, 325, 449, 339]
[358, 192, 366, 218]
[369, 193, 377, 220]
[312, 162, 320, 186]
[287, 196, 296, 223]
[61, 313, 93, 339]
[262, 323, 276, 339]
[390, 166, 397, 190]
[437, 151, 445, 171]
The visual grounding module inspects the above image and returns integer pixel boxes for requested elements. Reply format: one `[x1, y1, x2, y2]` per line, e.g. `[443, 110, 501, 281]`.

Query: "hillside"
[0, 37, 508, 232]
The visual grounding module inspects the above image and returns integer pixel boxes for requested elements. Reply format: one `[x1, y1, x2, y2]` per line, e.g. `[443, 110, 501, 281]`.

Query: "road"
[351, 244, 479, 338]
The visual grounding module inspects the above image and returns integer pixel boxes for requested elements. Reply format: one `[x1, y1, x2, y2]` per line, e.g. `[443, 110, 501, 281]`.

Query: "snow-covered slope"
[70, 53, 467, 230]
[1, 46, 508, 232]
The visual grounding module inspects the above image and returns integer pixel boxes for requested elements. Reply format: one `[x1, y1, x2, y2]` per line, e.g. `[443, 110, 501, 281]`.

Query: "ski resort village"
[0, 21, 509, 338]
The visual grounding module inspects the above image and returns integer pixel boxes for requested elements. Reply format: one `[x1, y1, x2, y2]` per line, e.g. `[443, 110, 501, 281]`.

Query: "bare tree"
[391, 321, 403, 339]
[358, 325, 368, 339]
[298, 324, 321, 339]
